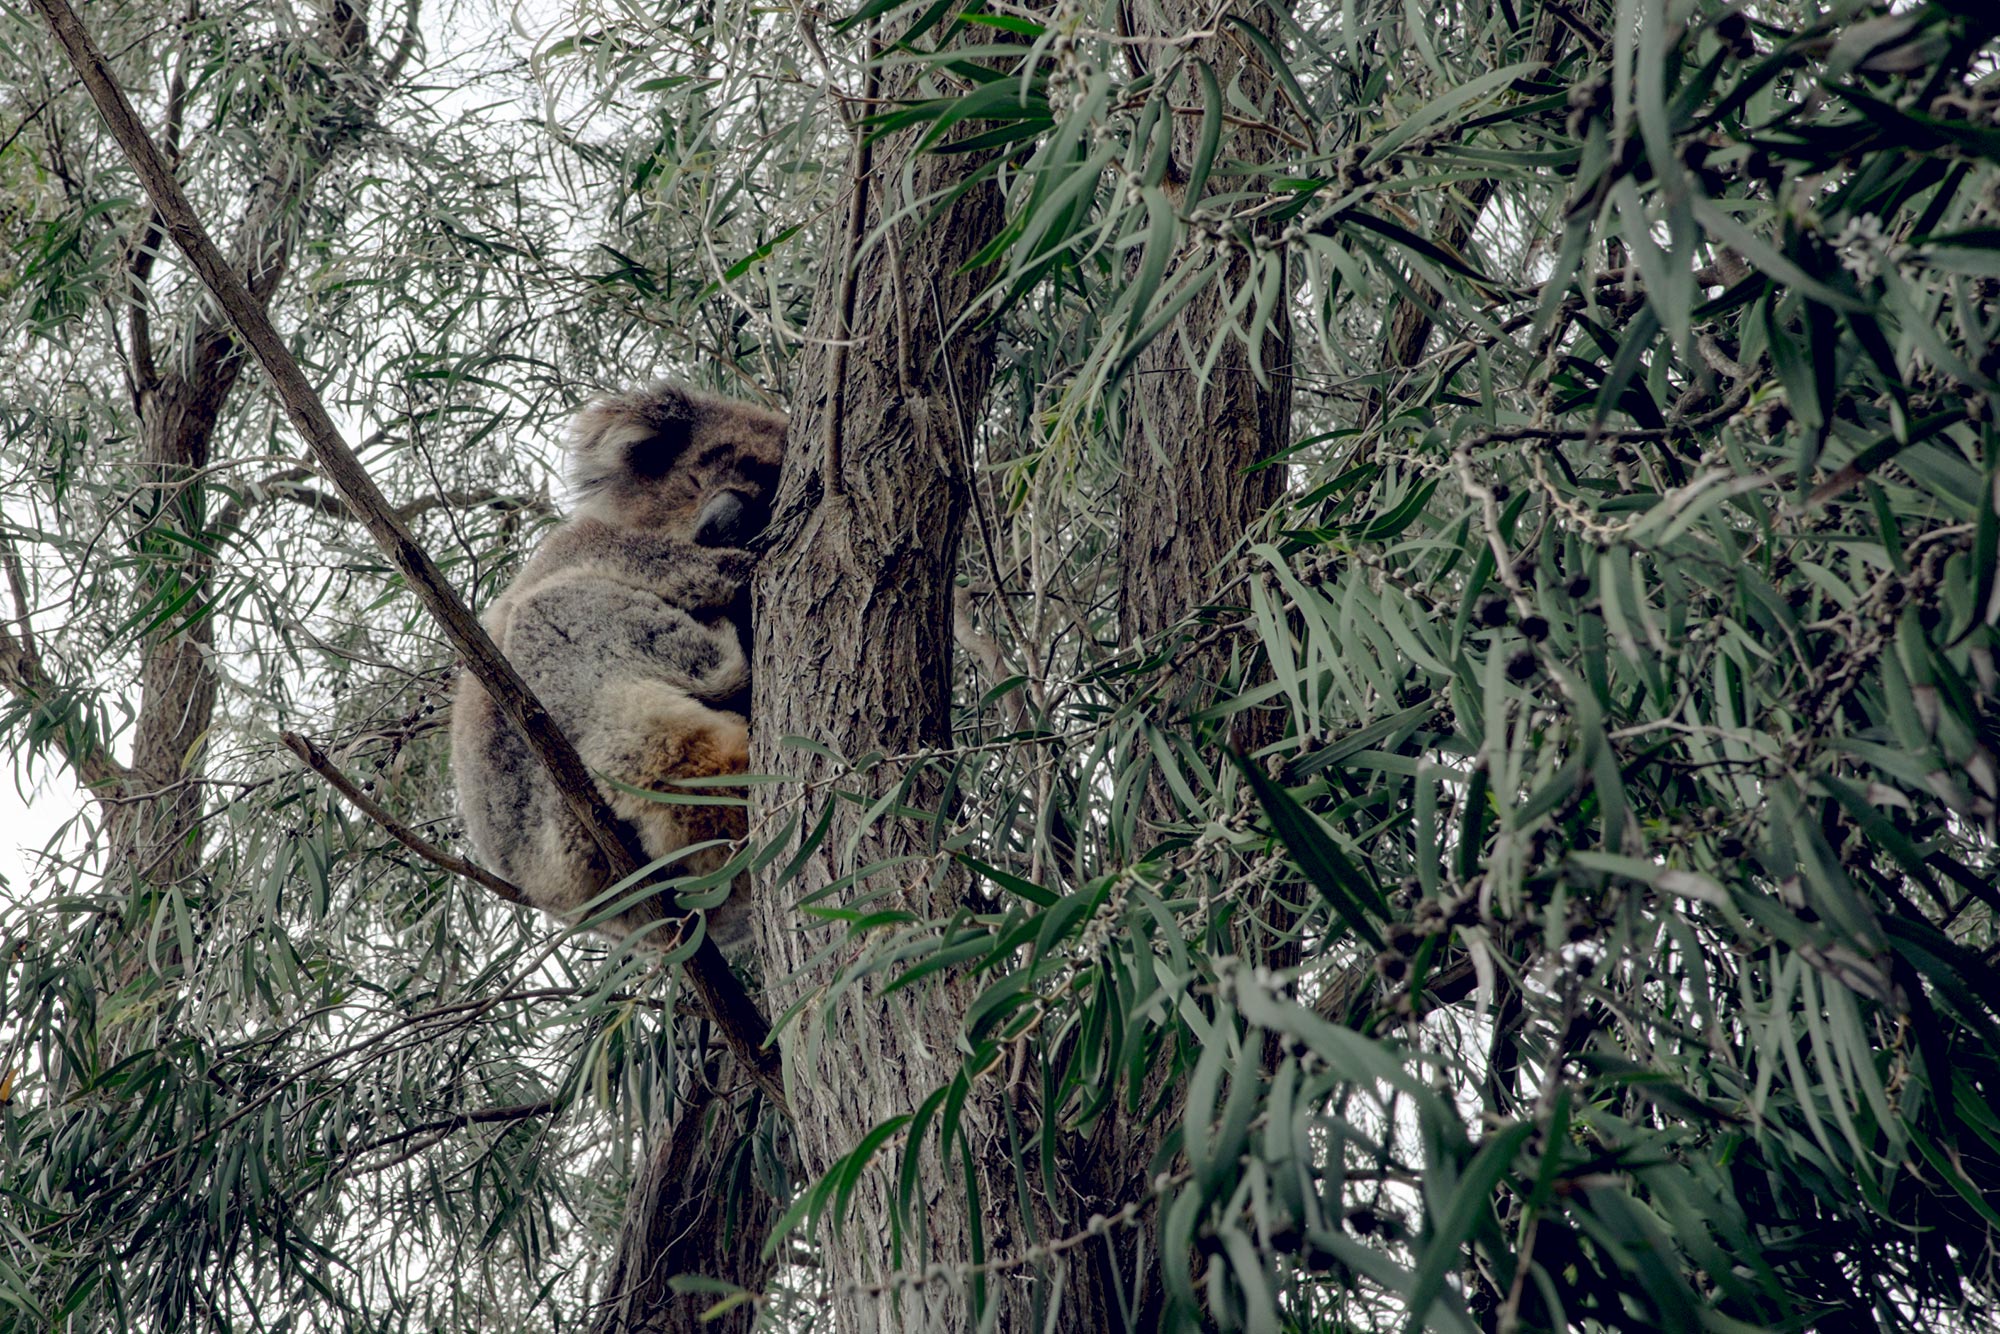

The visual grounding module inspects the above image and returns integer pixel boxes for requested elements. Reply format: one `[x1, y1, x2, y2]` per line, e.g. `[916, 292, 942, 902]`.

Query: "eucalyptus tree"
[3, 0, 1998, 1332]
[729, 0, 2000, 1329]
[0, 0, 743, 1327]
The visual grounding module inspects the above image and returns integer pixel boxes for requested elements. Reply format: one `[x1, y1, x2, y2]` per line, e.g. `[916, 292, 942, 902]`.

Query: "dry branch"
[31, 0, 784, 1112]
[281, 731, 531, 905]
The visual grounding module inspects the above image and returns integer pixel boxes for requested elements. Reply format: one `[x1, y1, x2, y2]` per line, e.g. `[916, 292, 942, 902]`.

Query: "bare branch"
[213, 466, 552, 539]
[953, 586, 1029, 733]
[281, 731, 531, 906]
[380, 0, 424, 86]
[341, 1097, 564, 1175]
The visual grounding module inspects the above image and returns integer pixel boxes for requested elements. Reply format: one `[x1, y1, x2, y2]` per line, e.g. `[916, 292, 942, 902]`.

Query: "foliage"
[767, 0, 2000, 1327]
[0, 0, 1997, 1330]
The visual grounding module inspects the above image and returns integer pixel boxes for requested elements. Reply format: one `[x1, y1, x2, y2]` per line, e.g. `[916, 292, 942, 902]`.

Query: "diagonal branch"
[379, 0, 424, 86]
[0, 625, 131, 799]
[1364, 10, 1572, 434]
[281, 731, 530, 906]
[32, 0, 785, 1113]
[0, 536, 129, 799]
[341, 1096, 564, 1174]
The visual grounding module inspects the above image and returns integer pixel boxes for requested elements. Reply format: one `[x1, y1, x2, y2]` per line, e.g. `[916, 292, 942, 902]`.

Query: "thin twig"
[281, 731, 530, 906]
[341, 1097, 563, 1175]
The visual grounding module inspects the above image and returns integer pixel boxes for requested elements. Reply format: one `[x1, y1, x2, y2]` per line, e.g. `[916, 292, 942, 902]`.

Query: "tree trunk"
[1119, 0, 1294, 777]
[746, 57, 1013, 1334]
[111, 348, 244, 894]
[69, 0, 384, 949]
[1077, 8, 1297, 1329]
[590, 1061, 779, 1334]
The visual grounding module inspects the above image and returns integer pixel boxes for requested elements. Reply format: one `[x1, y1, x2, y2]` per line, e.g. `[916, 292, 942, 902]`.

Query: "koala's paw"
[681, 712, 750, 780]
[708, 547, 757, 592]
[668, 544, 754, 612]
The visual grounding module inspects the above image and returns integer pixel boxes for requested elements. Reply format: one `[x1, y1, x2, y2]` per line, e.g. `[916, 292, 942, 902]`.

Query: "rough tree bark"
[590, 1064, 780, 1334]
[746, 51, 1014, 1334]
[1118, 1, 1294, 766]
[1079, 6, 1298, 1328]
[735, 5, 1304, 1325]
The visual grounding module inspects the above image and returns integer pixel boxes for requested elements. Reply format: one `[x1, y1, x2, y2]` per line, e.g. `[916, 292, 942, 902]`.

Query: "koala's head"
[566, 383, 786, 545]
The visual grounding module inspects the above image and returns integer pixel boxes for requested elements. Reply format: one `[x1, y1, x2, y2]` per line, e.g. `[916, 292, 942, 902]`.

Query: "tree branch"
[33, 0, 785, 1113]
[342, 1096, 563, 1170]
[0, 537, 129, 798]
[1364, 10, 1570, 432]
[379, 0, 424, 92]
[212, 466, 552, 540]
[281, 731, 531, 905]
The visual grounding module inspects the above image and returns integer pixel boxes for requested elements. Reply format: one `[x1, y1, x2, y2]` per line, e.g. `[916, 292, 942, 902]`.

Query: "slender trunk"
[1077, 8, 1297, 1328]
[748, 58, 1012, 1333]
[590, 1062, 779, 1334]
[1119, 279, 1290, 655]
[41, 1, 383, 904]
[1118, 1, 1294, 767]
[111, 348, 245, 893]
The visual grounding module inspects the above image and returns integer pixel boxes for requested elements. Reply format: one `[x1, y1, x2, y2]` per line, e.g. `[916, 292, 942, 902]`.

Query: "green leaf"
[1402, 1123, 1533, 1334]
[1362, 61, 1542, 168]
[1231, 753, 1387, 948]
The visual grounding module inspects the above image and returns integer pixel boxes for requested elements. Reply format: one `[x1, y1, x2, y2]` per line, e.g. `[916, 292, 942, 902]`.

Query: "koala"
[450, 383, 785, 951]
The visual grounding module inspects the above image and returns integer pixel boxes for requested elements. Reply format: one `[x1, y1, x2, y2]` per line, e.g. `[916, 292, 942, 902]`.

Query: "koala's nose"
[693, 489, 769, 547]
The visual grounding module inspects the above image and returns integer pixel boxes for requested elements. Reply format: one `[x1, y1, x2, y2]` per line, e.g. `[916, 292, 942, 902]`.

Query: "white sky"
[0, 767, 86, 898]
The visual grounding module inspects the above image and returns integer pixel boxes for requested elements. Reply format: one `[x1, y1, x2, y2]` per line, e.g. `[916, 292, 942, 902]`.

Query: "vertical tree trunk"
[112, 352, 244, 893]
[747, 59, 1012, 1334]
[1120, 280, 1289, 662]
[80, 0, 385, 943]
[1119, 0, 1294, 773]
[1073, 9, 1297, 1329]
[590, 1065, 779, 1334]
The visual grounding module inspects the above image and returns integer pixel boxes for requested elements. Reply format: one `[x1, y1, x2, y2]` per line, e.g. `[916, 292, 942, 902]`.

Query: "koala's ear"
[621, 386, 702, 479]
[567, 385, 699, 505]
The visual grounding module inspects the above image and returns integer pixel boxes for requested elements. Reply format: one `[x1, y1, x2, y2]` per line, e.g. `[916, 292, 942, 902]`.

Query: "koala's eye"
[737, 457, 779, 494]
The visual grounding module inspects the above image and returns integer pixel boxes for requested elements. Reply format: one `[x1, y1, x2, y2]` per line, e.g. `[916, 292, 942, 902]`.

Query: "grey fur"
[450, 383, 785, 951]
